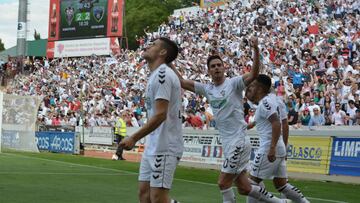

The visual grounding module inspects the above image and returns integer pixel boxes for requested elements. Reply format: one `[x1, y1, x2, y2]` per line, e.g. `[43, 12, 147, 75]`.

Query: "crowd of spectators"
[4, 0, 360, 129]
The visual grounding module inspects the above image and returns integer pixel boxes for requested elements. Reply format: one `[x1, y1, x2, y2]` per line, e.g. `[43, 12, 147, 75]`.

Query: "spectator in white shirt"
[332, 103, 346, 125]
[307, 98, 321, 117]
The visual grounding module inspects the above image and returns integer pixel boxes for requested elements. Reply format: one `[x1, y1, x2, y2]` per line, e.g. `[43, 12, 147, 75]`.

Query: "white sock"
[247, 179, 262, 203]
[221, 187, 236, 203]
[248, 185, 284, 203]
[278, 183, 309, 203]
[170, 199, 180, 203]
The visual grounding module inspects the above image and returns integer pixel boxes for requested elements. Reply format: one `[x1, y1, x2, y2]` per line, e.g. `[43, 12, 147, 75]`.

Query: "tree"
[33, 29, 41, 40]
[0, 38, 4, 51]
[124, 0, 197, 49]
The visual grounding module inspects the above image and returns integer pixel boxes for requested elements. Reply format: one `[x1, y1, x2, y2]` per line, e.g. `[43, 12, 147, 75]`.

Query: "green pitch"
[0, 152, 358, 203]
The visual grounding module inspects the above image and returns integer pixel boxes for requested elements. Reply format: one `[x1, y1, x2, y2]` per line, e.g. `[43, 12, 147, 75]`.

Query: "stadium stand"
[3, 0, 360, 129]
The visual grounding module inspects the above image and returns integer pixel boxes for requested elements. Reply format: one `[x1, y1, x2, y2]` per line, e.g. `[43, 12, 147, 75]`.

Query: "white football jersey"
[254, 94, 286, 157]
[144, 64, 183, 157]
[195, 76, 247, 145]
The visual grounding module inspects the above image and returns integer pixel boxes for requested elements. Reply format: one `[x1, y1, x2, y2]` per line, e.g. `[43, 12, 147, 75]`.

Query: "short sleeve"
[230, 76, 245, 92]
[260, 98, 278, 120]
[154, 70, 172, 101]
[195, 82, 207, 96]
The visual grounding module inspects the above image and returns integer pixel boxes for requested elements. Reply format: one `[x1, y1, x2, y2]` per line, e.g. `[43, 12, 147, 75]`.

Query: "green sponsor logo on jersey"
[210, 99, 227, 109]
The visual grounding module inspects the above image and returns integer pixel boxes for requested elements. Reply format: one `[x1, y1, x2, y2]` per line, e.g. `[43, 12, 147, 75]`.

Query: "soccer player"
[245, 75, 309, 203]
[120, 38, 182, 203]
[170, 37, 287, 203]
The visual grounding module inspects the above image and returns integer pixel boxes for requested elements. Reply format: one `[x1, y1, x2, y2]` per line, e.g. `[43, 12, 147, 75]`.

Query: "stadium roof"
[0, 39, 47, 61]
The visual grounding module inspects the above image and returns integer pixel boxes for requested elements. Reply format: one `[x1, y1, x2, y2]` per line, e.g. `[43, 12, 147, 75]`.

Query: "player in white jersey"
[245, 75, 310, 203]
[120, 38, 182, 203]
[171, 37, 288, 203]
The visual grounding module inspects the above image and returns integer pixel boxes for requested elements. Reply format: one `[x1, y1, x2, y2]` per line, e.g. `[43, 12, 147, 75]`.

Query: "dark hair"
[207, 55, 223, 68]
[159, 37, 179, 63]
[256, 74, 272, 93]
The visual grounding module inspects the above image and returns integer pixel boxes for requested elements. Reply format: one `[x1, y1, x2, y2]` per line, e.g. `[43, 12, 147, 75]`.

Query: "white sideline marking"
[1, 153, 136, 174]
[1, 153, 348, 203]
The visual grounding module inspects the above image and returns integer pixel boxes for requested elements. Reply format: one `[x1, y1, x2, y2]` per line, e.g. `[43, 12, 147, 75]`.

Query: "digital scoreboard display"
[60, 0, 108, 39]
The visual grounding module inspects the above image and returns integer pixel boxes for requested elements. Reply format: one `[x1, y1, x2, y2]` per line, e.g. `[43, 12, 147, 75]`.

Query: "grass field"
[0, 152, 359, 203]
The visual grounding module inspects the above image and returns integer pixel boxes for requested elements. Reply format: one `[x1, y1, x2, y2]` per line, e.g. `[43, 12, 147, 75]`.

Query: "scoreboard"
[48, 0, 123, 41]
[47, 0, 123, 58]
[59, 0, 108, 39]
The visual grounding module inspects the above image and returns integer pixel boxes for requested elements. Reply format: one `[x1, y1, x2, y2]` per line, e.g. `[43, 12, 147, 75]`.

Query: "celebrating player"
[120, 38, 182, 203]
[245, 75, 310, 203]
[170, 37, 287, 203]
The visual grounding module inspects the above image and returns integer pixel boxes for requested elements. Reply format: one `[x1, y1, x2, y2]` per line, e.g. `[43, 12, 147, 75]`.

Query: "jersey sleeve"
[195, 82, 207, 96]
[154, 69, 172, 101]
[276, 97, 288, 121]
[259, 98, 278, 120]
[231, 76, 245, 92]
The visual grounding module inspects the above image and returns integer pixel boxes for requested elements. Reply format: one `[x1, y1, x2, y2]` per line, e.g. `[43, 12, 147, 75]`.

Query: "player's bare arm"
[282, 119, 289, 147]
[119, 99, 169, 150]
[243, 36, 260, 86]
[169, 63, 195, 92]
[268, 113, 281, 162]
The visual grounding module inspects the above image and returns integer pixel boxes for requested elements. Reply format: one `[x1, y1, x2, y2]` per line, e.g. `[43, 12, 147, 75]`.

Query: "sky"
[0, 0, 49, 49]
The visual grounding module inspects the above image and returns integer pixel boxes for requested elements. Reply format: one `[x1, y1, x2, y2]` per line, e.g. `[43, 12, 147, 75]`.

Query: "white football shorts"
[250, 152, 287, 179]
[138, 155, 180, 189]
[221, 139, 251, 174]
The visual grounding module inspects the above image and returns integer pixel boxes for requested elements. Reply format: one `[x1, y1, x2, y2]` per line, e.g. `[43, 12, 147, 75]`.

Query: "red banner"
[107, 0, 123, 37]
[48, 0, 60, 41]
[110, 37, 120, 55]
[46, 41, 55, 59]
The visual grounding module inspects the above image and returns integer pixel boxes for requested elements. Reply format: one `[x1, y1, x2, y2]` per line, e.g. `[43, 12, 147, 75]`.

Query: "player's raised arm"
[243, 36, 260, 86]
[169, 63, 195, 92]
[268, 113, 281, 162]
[120, 99, 169, 150]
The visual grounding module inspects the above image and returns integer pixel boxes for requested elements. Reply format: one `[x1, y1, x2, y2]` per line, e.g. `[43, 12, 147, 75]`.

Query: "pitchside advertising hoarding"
[286, 136, 332, 174]
[330, 137, 360, 176]
[35, 131, 80, 154]
[181, 134, 333, 175]
[182, 134, 224, 165]
[47, 0, 123, 58]
[76, 126, 114, 145]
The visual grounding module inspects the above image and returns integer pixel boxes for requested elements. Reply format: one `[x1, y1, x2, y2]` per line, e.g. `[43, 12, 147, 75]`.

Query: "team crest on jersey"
[263, 99, 271, 110]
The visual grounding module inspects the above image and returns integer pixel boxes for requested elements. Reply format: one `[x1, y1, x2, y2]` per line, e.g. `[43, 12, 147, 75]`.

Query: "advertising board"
[330, 137, 360, 176]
